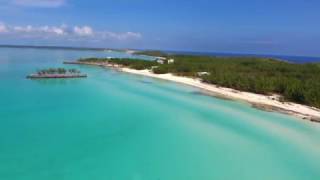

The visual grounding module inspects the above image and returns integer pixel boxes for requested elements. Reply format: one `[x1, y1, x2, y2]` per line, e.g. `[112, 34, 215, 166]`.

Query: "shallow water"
[0, 48, 320, 180]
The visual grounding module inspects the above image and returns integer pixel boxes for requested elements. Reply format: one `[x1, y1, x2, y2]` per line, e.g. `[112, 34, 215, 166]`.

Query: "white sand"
[120, 68, 320, 121]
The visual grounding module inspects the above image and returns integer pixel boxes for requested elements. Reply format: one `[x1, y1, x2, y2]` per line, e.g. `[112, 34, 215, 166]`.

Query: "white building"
[197, 72, 210, 76]
[168, 59, 175, 64]
[156, 59, 165, 64]
[156, 58, 174, 64]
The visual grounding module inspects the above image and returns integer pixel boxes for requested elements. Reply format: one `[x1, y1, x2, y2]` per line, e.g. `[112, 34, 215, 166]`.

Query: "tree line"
[78, 58, 157, 70]
[37, 68, 81, 75]
[78, 55, 320, 108]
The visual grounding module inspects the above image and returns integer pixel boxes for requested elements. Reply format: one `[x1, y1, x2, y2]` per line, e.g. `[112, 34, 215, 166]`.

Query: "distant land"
[0, 44, 127, 52]
[1, 44, 320, 63]
[163, 51, 320, 64]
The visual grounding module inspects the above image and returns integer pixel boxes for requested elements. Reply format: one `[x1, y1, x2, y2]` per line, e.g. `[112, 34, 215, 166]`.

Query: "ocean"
[0, 47, 320, 180]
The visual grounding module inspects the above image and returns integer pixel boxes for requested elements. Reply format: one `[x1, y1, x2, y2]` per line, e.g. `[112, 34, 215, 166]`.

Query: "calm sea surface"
[0, 48, 320, 180]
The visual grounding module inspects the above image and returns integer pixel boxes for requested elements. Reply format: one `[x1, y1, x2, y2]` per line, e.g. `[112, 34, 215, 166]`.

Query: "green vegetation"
[133, 50, 168, 57]
[78, 58, 157, 70]
[37, 68, 81, 75]
[78, 56, 320, 108]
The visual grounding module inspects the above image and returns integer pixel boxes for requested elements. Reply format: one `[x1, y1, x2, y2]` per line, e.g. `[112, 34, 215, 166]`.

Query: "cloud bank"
[0, 22, 142, 42]
[0, 23, 8, 33]
[12, 0, 66, 8]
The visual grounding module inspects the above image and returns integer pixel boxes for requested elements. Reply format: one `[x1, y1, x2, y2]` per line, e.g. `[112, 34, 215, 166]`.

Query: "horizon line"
[0, 44, 320, 59]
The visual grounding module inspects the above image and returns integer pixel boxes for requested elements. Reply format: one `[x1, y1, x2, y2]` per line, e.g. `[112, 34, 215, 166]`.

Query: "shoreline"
[65, 61, 320, 122]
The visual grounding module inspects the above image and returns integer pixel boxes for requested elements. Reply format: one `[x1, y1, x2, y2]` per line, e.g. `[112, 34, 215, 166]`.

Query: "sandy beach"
[120, 68, 320, 121]
[65, 61, 320, 122]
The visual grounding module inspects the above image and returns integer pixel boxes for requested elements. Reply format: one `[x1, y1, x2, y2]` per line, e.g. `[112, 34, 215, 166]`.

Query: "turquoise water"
[0, 48, 320, 180]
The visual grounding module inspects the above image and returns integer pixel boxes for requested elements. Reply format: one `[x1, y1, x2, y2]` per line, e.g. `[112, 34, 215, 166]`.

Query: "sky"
[0, 0, 319, 56]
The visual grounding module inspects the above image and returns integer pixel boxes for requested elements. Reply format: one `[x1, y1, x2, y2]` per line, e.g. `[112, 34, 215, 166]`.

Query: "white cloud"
[73, 26, 93, 36]
[12, 25, 66, 35]
[0, 22, 8, 33]
[13, 0, 65, 8]
[0, 22, 142, 41]
[40, 26, 65, 35]
[103, 31, 142, 40]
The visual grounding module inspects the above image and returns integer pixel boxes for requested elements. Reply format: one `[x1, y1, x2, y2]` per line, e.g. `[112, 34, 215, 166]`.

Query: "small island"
[27, 68, 87, 79]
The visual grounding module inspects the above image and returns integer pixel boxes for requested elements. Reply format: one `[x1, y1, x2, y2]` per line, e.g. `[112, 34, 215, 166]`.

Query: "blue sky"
[0, 0, 319, 56]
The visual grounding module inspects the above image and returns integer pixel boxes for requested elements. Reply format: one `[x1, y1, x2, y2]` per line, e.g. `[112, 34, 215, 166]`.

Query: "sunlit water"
[0, 48, 320, 180]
